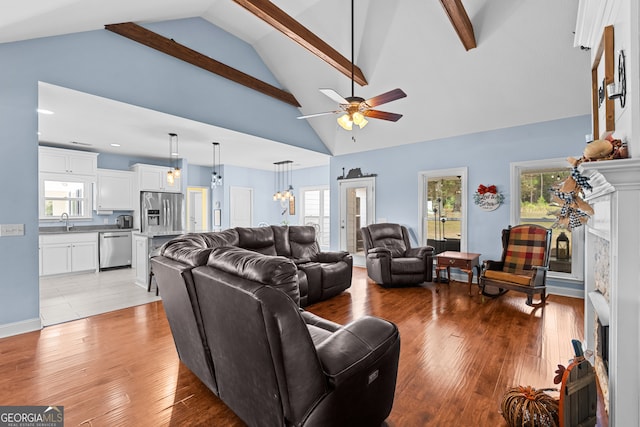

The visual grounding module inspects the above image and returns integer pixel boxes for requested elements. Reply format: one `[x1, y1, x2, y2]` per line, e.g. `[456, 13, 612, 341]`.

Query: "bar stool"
[147, 247, 162, 296]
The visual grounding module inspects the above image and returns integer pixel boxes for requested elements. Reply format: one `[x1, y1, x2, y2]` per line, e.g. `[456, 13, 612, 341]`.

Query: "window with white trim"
[39, 174, 93, 220]
[511, 159, 584, 280]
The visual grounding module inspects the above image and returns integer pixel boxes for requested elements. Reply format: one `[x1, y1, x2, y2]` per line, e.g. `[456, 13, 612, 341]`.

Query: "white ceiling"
[5, 0, 591, 169]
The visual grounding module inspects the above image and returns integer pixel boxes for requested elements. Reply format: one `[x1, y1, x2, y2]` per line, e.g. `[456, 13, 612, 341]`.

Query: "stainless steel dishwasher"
[99, 231, 132, 270]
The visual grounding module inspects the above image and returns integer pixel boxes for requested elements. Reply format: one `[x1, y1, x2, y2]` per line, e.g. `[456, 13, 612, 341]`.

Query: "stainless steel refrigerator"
[140, 191, 184, 233]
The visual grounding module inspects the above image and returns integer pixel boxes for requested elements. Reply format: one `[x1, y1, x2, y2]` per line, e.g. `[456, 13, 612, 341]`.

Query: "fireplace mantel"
[580, 158, 640, 426]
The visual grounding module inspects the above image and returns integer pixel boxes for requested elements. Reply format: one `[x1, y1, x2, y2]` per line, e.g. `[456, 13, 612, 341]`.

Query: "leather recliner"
[191, 246, 401, 427]
[361, 223, 434, 287]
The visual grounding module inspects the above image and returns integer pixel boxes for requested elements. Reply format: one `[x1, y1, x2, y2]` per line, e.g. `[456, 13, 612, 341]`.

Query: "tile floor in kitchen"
[39, 267, 161, 326]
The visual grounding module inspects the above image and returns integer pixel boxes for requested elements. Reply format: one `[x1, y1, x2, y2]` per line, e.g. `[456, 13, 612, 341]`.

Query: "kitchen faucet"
[61, 212, 71, 231]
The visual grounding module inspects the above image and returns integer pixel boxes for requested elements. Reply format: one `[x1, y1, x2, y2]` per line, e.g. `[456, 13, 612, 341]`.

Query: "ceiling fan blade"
[364, 88, 407, 107]
[319, 88, 349, 104]
[297, 111, 338, 119]
[363, 109, 403, 122]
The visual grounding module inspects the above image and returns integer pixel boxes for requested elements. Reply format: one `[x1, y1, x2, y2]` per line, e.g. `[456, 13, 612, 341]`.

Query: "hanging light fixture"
[336, 0, 368, 131]
[167, 132, 180, 184]
[273, 160, 294, 201]
[211, 142, 223, 188]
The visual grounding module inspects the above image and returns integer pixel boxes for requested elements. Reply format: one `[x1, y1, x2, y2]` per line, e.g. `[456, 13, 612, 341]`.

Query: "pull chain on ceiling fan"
[297, 0, 407, 131]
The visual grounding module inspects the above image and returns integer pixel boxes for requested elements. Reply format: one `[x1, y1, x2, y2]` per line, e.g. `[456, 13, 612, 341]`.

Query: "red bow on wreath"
[477, 184, 497, 195]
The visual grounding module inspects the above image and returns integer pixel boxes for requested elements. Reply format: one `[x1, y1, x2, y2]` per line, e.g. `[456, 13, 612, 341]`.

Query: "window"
[511, 159, 584, 279]
[419, 168, 468, 254]
[300, 187, 330, 249]
[39, 174, 93, 220]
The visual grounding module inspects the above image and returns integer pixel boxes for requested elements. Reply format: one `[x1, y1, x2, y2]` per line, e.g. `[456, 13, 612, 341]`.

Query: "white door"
[186, 187, 208, 231]
[339, 177, 375, 257]
[230, 186, 253, 227]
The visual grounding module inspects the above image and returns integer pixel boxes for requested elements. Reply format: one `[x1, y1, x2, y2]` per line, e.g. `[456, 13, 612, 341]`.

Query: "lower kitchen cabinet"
[39, 233, 98, 276]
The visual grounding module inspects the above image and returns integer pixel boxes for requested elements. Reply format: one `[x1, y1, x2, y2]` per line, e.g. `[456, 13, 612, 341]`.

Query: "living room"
[1, 0, 639, 426]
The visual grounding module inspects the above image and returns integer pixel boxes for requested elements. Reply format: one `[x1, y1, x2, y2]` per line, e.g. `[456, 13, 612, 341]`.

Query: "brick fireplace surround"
[582, 158, 640, 426]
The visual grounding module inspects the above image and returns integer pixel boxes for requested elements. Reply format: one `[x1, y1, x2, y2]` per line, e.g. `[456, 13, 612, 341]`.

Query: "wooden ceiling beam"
[439, 0, 477, 51]
[233, 0, 368, 86]
[105, 22, 301, 107]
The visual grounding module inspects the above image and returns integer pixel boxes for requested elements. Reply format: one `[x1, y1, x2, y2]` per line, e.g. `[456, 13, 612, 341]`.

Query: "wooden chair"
[479, 224, 552, 307]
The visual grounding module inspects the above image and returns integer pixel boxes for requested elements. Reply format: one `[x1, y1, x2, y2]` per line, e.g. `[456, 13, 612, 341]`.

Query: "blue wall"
[206, 164, 330, 229]
[0, 18, 325, 330]
[330, 115, 591, 272]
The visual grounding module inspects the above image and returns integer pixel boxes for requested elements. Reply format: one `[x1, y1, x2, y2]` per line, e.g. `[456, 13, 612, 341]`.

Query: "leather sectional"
[151, 225, 401, 426]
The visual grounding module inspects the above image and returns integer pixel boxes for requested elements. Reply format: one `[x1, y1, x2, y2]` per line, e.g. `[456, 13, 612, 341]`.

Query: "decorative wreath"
[474, 184, 504, 211]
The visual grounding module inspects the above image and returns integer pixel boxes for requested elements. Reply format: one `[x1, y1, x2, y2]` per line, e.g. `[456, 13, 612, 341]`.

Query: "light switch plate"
[0, 224, 25, 237]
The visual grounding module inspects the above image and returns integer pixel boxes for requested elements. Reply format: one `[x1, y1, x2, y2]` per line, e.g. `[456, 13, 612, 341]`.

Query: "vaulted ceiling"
[3, 0, 591, 167]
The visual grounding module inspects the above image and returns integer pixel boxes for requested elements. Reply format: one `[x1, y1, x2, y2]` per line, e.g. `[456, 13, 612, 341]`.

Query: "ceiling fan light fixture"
[337, 114, 353, 130]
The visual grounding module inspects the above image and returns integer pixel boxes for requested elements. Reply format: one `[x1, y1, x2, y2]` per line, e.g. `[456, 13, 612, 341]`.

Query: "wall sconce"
[606, 50, 626, 108]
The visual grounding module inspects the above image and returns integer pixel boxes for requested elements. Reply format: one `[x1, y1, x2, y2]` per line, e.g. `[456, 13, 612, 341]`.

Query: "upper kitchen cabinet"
[131, 163, 181, 193]
[38, 147, 98, 220]
[95, 169, 135, 212]
[39, 146, 97, 176]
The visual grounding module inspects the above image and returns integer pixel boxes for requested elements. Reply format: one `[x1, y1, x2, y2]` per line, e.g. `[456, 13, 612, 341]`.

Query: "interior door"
[339, 177, 375, 257]
[186, 187, 208, 231]
[230, 186, 253, 227]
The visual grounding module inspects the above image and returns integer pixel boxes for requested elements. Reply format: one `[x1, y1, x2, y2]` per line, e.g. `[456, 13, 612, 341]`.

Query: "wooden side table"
[435, 251, 481, 295]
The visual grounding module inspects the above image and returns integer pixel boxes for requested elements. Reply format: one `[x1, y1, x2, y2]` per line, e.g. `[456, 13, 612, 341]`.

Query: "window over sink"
[39, 174, 93, 220]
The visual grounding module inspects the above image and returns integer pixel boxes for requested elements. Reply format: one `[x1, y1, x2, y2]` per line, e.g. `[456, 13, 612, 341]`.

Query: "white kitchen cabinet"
[40, 243, 72, 276]
[96, 169, 135, 211]
[131, 163, 181, 193]
[39, 232, 98, 276]
[39, 146, 97, 176]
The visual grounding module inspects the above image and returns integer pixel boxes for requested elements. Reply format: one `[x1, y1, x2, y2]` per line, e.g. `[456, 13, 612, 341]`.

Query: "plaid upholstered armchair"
[479, 224, 552, 307]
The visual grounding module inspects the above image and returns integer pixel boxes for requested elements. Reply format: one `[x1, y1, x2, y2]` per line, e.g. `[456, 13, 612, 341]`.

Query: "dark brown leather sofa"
[151, 240, 400, 426]
[158, 225, 352, 307]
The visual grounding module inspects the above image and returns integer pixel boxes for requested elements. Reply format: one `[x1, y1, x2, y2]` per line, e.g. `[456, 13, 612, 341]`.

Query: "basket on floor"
[501, 385, 559, 427]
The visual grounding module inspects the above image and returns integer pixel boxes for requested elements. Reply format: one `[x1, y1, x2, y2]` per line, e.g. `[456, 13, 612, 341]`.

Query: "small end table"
[435, 251, 481, 295]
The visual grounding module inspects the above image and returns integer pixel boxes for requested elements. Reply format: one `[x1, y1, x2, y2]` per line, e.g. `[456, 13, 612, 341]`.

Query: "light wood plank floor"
[2, 267, 605, 426]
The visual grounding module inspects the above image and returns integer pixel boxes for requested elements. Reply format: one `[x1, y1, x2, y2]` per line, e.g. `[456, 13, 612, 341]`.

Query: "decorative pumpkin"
[501, 385, 559, 427]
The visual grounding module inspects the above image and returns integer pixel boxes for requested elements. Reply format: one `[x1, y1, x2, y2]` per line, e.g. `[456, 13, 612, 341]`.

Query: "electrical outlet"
[0, 224, 25, 237]
[103, 218, 109, 224]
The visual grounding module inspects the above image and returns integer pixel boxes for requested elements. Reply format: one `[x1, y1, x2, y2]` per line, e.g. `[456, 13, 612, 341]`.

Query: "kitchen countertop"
[39, 225, 136, 234]
[132, 230, 189, 238]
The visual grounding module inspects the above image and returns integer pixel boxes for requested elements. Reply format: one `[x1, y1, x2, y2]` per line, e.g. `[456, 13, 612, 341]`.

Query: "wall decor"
[289, 196, 295, 215]
[551, 158, 594, 229]
[591, 25, 615, 139]
[473, 184, 504, 211]
[337, 167, 377, 180]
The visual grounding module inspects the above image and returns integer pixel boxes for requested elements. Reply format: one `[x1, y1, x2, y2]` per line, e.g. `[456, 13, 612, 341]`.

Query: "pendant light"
[273, 160, 294, 201]
[211, 142, 223, 188]
[167, 132, 180, 184]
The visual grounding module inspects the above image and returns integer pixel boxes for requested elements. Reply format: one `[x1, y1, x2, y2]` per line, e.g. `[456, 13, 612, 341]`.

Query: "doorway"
[186, 187, 209, 231]
[418, 168, 468, 254]
[339, 177, 375, 263]
[230, 186, 253, 227]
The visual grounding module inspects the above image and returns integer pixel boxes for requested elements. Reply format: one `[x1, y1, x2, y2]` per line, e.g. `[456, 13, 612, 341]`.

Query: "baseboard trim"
[0, 317, 42, 338]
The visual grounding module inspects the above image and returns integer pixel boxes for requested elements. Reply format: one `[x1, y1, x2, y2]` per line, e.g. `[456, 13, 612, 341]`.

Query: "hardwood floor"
[0, 267, 604, 426]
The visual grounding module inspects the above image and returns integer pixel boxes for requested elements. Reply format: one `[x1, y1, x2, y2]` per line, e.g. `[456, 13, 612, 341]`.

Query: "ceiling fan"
[297, 0, 406, 131]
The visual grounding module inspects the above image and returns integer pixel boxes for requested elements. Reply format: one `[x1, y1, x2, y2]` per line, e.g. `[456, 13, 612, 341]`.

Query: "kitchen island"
[132, 230, 187, 289]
